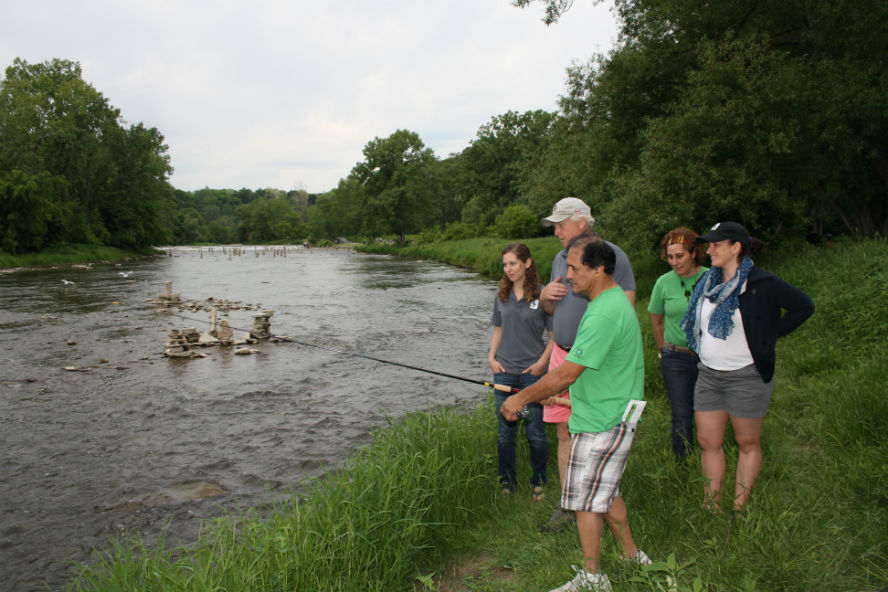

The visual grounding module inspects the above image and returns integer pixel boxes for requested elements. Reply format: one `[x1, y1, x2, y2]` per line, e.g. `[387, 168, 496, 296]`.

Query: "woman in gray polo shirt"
[489, 243, 554, 500]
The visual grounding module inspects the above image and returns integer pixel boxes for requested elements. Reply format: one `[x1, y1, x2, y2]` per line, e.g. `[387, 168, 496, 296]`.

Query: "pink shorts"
[543, 344, 571, 424]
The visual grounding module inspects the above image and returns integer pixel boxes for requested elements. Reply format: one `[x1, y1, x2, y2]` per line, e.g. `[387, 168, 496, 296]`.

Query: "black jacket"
[738, 267, 815, 383]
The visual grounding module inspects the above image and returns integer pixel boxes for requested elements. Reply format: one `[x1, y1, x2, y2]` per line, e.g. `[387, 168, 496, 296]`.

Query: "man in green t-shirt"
[501, 237, 650, 592]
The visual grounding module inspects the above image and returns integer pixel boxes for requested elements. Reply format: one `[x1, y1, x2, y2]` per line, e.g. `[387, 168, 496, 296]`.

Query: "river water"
[0, 247, 496, 591]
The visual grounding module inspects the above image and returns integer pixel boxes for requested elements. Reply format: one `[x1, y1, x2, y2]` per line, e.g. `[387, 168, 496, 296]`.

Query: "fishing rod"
[164, 312, 519, 393]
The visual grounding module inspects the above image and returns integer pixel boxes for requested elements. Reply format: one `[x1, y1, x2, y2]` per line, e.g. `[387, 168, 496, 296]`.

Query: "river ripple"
[0, 247, 495, 591]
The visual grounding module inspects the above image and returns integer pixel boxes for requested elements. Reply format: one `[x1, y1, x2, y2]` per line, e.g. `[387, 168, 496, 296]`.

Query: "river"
[0, 247, 496, 591]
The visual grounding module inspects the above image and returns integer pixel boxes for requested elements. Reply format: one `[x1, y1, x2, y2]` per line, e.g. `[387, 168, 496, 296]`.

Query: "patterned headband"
[668, 235, 689, 246]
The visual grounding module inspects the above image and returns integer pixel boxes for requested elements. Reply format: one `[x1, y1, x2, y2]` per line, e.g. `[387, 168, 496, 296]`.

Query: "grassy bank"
[71, 238, 887, 591]
[0, 244, 161, 270]
[356, 236, 664, 295]
[358, 237, 565, 281]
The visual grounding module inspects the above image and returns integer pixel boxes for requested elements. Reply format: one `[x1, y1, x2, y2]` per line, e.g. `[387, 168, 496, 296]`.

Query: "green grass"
[70, 237, 888, 591]
[0, 243, 162, 269]
[358, 236, 566, 282]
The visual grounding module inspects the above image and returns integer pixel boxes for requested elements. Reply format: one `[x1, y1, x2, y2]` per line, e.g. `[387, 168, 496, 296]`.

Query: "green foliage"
[352, 130, 438, 245]
[442, 221, 476, 241]
[0, 58, 173, 252]
[523, 0, 888, 249]
[241, 196, 305, 242]
[0, 243, 159, 269]
[8, 1, 887, 253]
[494, 205, 540, 239]
[513, 0, 576, 25]
[0, 169, 60, 253]
[415, 226, 443, 245]
[356, 236, 564, 282]
[460, 110, 556, 228]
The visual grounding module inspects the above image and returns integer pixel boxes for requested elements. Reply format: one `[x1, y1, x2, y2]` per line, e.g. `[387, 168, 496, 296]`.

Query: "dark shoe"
[540, 506, 575, 533]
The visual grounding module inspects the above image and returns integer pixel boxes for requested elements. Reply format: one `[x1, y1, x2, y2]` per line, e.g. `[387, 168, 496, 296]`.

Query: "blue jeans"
[493, 371, 548, 488]
[659, 347, 699, 462]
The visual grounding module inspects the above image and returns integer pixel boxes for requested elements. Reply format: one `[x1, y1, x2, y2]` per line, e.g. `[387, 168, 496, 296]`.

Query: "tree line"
[2, 0, 885, 255]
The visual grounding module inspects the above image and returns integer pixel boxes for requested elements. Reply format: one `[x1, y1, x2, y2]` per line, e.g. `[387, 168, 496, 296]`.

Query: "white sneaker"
[548, 566, 612, 592]
[630, 549, 652, 565]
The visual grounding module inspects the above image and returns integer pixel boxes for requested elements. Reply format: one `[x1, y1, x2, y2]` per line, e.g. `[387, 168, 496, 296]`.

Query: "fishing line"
[162, 311, 518, 393]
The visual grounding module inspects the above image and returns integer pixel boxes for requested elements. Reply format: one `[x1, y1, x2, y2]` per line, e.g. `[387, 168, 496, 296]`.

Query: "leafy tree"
[520, 0, 888, 245]
[0, 170, 60, 253]
[441, 220, 476, 241]
[494, 205, 539, 239]
[424, 156, 466, 232]
[460, 110, 555, 228]
[351, 130, 437, 245]
[98, 122, 174, 248]
[1, 57, 174, 250]
[513, 0, 582, 25]
[241, 196, 305, 242]
[1, 59, 121, 243]
[305, 177, 366, 242]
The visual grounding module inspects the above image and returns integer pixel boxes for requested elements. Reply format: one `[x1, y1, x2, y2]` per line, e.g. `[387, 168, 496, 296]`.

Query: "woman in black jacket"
[682, 222, 814, 514]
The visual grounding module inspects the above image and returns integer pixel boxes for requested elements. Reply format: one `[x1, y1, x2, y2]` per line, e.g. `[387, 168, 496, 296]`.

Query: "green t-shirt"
[566, 287, 644, 433]
[647, 267, 708, 348]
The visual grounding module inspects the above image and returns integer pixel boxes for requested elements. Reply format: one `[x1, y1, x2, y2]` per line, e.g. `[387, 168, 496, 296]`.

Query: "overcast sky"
[1, 1, 618, 194]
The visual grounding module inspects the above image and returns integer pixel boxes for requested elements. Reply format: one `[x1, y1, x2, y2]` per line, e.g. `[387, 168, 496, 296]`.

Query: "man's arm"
[540, 277, 567, 314]
[624, 289, 636, 307]
[500, 360, 585, 420]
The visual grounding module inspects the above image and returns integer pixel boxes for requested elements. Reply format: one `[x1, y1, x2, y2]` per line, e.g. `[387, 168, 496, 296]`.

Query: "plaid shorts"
[561, 423, 636, 513]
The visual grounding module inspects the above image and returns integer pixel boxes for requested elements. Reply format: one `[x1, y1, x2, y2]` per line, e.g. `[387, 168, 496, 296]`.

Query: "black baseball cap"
[696, 222, 751, 248]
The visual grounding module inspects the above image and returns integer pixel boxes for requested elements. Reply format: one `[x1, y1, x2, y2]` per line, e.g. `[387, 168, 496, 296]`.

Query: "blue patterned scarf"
[682, 255, 754, 351]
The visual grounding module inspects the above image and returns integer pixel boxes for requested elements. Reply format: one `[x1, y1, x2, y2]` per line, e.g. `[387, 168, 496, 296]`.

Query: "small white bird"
[61, 279, 75, 285]
[118, 271, 132, 278]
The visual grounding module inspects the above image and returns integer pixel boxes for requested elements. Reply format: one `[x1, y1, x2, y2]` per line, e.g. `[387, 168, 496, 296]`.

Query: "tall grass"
[71, 407, 501, 591]
[71, 238, 887, 591]
[0, 243, 160, 269]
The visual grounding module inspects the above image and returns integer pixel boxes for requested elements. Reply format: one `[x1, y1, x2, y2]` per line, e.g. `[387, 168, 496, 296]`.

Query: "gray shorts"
[694, 363, 775, 418]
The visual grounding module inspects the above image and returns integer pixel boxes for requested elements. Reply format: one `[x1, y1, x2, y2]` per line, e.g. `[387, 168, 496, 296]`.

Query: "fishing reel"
[516, 406, 530, 421]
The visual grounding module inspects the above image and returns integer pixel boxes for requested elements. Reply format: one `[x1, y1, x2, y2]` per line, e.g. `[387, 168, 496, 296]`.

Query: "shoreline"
[0, 243, 371, 274]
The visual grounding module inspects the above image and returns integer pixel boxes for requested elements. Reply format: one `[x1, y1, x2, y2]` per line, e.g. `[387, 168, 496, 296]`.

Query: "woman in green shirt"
[648, 227, 708, 463]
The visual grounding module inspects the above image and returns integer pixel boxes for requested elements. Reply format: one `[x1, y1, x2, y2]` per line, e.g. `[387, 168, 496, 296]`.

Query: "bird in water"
[118, 271, 132, 278]
[61, 279, 75, 285]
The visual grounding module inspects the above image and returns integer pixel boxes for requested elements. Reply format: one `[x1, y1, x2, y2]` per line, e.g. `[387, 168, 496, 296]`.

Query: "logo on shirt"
[529, 299, 539, 310]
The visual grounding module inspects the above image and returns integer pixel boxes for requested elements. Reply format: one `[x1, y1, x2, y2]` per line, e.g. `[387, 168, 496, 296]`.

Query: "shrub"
[442, 221, 475, 241]
[494, 205, 538, 239]
[415, 227, 442, 245]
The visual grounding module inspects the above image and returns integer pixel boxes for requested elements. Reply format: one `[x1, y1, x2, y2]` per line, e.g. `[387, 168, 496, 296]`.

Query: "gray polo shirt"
[549, 239, 635, 349]
[490, 292, 553, 375]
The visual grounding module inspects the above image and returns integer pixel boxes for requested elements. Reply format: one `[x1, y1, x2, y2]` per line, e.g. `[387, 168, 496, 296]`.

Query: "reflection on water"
[0, 247, 496, 591]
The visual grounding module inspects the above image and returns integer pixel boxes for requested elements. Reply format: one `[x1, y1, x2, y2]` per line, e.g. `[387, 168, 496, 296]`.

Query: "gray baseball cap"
[541, 197, 595, 227]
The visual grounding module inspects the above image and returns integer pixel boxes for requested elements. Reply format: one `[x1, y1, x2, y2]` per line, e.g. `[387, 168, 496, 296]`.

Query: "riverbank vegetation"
[3, 1, 886, 259]
[70, 238, 887, 591]
[0, 243, 160, 270]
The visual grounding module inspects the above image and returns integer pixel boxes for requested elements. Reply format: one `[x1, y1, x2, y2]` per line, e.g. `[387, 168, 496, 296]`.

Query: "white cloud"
[1, 0, 618, 193]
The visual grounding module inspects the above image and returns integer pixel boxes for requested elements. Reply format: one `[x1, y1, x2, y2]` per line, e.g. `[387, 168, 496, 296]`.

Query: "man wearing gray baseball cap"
[537, 197, 636, 533]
